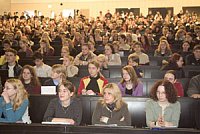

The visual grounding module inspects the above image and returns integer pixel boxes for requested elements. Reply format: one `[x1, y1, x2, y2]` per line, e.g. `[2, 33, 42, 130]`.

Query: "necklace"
[61, 101, 70, 114]
[62, 106, 69, 114]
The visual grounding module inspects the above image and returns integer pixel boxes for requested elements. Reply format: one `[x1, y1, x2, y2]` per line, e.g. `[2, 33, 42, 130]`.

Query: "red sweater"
[78, 76, 108, 95]
[174, 82, 184, 97]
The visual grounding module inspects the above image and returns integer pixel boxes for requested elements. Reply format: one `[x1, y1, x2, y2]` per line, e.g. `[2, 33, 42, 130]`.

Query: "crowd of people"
[0, 9, 200, 127]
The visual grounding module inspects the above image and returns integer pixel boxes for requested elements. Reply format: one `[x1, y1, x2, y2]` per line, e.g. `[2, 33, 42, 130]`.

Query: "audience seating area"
[29, 95, 198, 128]
[16, 55, 200, 78]
[67, 77, 190, 96]
[0, 66, 195, 97]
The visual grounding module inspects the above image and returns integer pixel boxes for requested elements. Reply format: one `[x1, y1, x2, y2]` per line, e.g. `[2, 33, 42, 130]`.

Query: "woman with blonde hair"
[154, 40, 172, 57]
[0, 78, 31, 123]
[37, 39, 54, 56]
[61, 46, 70, 57]
[96, 54, 108, 70]
[40, 31, 52, 43]
[92, 83, 131, 126]
[43, 64, 67, 87]
[62, 38, 77, 57]
[62, 55, 79, 77]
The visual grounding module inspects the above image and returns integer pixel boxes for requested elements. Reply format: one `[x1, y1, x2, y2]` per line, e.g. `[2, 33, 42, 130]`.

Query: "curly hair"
[150, 79, 177, 103]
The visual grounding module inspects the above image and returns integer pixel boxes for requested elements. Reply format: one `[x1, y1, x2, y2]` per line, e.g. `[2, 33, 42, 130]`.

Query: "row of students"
[0, 53, 184, 97]
[0, 43, 196, 81]
[0, 78, 180, 128]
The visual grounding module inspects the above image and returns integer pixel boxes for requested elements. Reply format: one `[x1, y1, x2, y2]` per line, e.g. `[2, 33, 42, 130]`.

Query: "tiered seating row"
[29, 95, 198, 128]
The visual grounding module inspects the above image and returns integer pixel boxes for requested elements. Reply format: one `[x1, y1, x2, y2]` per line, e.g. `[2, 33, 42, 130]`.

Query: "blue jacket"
[0, 97, 29, 123]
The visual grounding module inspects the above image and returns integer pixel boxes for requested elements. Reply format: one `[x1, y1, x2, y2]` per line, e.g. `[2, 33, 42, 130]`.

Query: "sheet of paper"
[41, 86, 56, 95]
[41, 121, 70, 125]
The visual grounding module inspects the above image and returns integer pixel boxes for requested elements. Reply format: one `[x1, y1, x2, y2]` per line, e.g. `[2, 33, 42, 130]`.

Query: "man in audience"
[187, 74, 200, 98]
[74, 43, 97, 66]
[185, 45, 200, 65]
[128, 41, 149, 65]
[1, 48, 22, 77]
[33, 51, 52, 77]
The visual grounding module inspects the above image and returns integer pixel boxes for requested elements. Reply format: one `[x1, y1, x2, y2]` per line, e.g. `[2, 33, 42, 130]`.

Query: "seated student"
[1, 39, 12, 53]
[18, 38, 33, 57]
[128, 41, 149, 65]
[178, 41, 192, 63]
[164, 70, 184, 97]
[43, 64, 67, 87]
[78, 60, 108, 95]
[74, 43, 97, 66]
[62, 55, 79, 77]
[112, 41, 120, 54]
[92, 83, 131, 126]
[96, 54, 108, 71]
[60, 46, 70, 57]
[127, 55, 143, 78]
[0, 78, 31, 123]
[146, 79, 181, 128]
[187, 74, 200, 98]
[88, 41, 97, 54]
[104, 43, 121, 65]
[118, 34, 130, 50]
[154, 39, 172, 57]
[33, 51, 52, 78]
[0, 39, 19, 65]
[118, 65, 143, 96]
[161, 53, 184, 70]
[185, 45, 200, 66]
[1, 48, 22, 77]
[37, 39, 54, 56]
[62, 38, 77, 57]
[19, 65, 41, 94]
[43, 81, 82, 125]
[161, 53, 185, 78]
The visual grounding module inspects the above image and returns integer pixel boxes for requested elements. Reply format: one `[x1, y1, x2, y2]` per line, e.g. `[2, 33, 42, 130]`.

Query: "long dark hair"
[19, 65, 41, 87]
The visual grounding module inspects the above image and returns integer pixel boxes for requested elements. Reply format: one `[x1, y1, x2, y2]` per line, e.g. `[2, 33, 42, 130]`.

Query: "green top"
[145, 99, 181, 127]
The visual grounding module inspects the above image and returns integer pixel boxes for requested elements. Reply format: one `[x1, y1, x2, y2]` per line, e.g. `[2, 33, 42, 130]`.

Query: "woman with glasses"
[146, 79, 180, 128]
[0, 78, 31, 123]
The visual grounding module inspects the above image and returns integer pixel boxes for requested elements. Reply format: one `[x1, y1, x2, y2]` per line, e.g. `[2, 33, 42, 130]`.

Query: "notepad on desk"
[151, 126, 178, 130]
[94, 124, 118, 127]
[41, 86, 56, 95]
[89, 124, 133, 128]
[41, 121, 70, 125]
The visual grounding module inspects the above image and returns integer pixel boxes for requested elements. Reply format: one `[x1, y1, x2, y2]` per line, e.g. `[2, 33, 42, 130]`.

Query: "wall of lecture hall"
[0, 0, 11, 15]
[0, 0, 200, 17]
